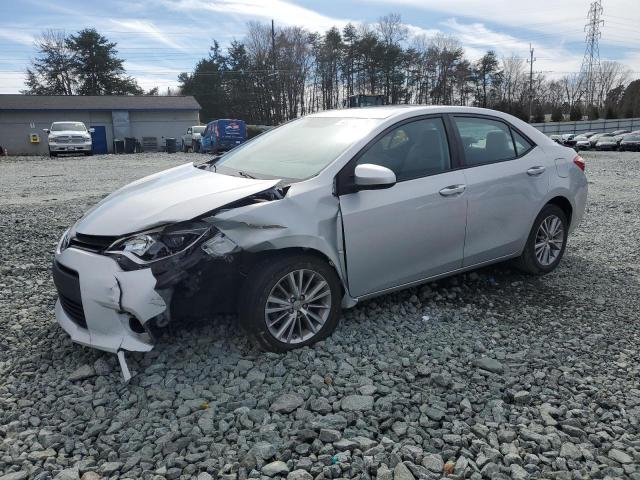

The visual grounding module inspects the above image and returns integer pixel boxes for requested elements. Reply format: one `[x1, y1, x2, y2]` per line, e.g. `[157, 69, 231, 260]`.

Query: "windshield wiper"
[194, 153, 224, 171]
[237, 171, 256, 179]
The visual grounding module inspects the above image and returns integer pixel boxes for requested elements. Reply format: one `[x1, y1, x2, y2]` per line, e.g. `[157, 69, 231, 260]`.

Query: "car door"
[450, 115, 550, 266]
[338, 116, 468, 298]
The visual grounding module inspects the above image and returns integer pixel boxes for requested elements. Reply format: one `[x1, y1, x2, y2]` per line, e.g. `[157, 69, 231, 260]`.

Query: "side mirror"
[354, 164, 396, 190]
[89, 128, 95, 133]
[187, 128, 192, 134]
[43, 128, 50, 134]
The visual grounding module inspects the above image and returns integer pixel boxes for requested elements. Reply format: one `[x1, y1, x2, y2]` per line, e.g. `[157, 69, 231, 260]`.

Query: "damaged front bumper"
[53, 247, 167, 377]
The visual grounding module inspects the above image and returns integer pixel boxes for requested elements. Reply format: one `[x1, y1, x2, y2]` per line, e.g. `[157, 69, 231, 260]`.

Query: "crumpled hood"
[74, 163, 280, 236]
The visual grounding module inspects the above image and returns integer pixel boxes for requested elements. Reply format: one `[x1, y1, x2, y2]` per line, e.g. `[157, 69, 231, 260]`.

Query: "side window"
[512, 129, 534, 156]
[357, 117, 451, 182]
[453, 117, 516, 166]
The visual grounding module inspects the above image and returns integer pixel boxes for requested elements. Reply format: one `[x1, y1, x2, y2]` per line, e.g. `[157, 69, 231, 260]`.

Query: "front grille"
[55, 135, 86, 144]
[59, 293, 87, 328]
[69, 233, 118, 253]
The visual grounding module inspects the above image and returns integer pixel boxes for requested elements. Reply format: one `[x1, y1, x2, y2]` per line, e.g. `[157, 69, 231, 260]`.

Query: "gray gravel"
[1, 151, 639, 480]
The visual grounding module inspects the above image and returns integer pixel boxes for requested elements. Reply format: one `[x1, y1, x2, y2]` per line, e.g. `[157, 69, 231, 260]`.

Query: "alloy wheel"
[265, 269, 332, 344]
[535, 214, 564, 266]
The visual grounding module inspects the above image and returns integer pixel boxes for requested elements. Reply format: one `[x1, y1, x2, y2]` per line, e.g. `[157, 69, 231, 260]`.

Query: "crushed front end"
[52, 219, 248, 381]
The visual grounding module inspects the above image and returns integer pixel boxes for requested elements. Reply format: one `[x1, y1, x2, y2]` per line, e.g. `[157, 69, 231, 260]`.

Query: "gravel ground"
[0, 151, 639, 480]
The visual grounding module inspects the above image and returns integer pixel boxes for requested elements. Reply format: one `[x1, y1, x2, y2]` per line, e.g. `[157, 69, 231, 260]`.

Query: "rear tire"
[239, 254, 342, 352]
[514, 204, 568, 275]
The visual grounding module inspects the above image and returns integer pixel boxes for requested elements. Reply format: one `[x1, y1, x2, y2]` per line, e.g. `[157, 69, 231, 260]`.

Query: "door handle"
[439, 184, 466, 197]
[527, 166, 546, 176]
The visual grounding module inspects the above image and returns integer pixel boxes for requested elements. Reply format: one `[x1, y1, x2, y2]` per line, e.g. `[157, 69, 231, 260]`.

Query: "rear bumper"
[53, 247, 166, 353]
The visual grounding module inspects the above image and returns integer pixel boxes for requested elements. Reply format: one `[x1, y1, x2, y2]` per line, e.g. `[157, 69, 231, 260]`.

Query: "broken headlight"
[107, 222, 210, 262]
[57, 228, 71, 253]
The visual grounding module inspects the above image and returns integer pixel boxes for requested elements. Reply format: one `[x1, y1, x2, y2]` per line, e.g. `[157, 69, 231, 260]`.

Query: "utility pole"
[527, 43, 536, 122]
[579, 0, 604, 109]
[271, 19, 280, 124]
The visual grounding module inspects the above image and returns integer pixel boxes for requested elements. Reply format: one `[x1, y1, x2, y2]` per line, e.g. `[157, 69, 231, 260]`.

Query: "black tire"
[193, 141, 200, 153]
[238, 254, 342, 352]
[84, 150, 93, 156]
[49, 150, 57, 157]
[514, 204, 568, 275]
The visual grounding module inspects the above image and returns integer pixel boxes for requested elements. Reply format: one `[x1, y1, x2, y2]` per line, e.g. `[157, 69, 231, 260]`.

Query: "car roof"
[309, 105, 552, 145]
[309, 105, 524, 119]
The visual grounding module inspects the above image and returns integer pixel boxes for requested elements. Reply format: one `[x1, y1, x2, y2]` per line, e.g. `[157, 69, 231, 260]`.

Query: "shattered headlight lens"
[57, 228, 70, 253]
[107, 222, 210, 262]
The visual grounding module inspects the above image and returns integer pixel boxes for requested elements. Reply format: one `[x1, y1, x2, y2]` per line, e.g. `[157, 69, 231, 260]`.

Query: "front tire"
[239, 254, 342, 352]
[515, 205, 568, 275]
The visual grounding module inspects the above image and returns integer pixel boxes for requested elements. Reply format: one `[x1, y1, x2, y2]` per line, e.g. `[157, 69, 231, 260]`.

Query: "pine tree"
[66, 29, 142, 95]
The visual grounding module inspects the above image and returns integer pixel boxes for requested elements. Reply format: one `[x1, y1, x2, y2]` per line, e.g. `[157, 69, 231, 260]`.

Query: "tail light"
[573, 155, 585, 172]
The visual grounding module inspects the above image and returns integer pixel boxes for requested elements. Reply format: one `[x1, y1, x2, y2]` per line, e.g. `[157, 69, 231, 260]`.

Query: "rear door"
[451, 115, 550, 266]
[338, 116, 468, 297]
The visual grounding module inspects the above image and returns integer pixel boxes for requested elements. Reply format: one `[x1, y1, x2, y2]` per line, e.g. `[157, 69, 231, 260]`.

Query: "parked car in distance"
[572, 135, 591, 150]
[588, 132, 613, 148]
[565, 133, 591, 147]
[595, 135, 619, 151]
[611, 129, 630, 136]
[550, 134, 562, 143]
[52, 105, 587, 380]
[619, 133, 640, 151]
[181, 125, 206, 152]
[200, 119, 247, 154]
[560, 133, 576, 146]
[44, 121, 94, 157]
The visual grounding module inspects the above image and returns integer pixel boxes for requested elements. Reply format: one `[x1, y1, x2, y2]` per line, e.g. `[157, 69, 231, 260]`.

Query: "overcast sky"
[0, 0, 638, 94]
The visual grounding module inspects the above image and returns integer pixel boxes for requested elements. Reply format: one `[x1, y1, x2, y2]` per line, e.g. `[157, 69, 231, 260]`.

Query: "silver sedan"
[52, 106, 587, 378]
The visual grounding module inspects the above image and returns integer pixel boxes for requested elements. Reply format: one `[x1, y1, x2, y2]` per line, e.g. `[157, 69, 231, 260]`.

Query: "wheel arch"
[243, 246, 348, 297]
[545, 195, 573, 226]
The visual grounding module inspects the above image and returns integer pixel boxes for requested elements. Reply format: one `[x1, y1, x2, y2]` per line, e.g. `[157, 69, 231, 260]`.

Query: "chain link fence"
[532, 118, 640, 135]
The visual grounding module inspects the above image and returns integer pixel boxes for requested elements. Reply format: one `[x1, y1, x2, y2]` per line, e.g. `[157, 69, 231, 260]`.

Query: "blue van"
[200, 119, 247, 153]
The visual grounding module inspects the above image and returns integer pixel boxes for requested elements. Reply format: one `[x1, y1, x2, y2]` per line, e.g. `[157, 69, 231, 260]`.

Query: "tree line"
[179, 14, 637, 125]
[23, 18, 640, 123]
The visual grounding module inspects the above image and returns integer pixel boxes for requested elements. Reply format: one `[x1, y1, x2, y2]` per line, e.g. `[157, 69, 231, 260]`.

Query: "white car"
[44, 122, 94, 157]
[52, 106, 587, 379]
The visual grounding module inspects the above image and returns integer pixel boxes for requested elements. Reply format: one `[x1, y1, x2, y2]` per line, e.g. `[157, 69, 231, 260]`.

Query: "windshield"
[214, 116, 381, 180]
[193, 126, 205, 134]
[51, 122, 86, 132]
[625, 135, 640, 141]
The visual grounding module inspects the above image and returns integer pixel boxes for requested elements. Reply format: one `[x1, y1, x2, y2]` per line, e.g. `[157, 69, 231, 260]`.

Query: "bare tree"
[596, 61, 631, 107]
[561, 73, 583, 111]
[23, 30, 75, 95]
